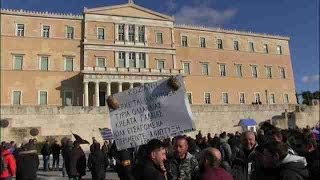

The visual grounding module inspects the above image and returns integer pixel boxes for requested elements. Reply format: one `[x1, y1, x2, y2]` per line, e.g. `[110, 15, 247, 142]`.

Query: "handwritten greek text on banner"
[109, 75, 195, 150]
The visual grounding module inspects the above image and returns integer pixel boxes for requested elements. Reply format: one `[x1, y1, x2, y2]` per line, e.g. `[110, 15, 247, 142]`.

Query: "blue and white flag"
[99, 128, 114, 140]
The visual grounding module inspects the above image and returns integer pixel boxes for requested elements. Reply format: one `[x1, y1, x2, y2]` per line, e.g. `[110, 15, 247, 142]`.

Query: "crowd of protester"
[1, 122, 319, 180]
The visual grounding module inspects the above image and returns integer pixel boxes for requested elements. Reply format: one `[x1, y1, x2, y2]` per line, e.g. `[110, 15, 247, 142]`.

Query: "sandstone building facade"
[0, 1, 296, 107]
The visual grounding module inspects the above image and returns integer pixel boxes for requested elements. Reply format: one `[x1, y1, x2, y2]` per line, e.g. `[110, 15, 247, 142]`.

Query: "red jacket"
[0, 150, 16, 178]
[202, 167, 234, 180]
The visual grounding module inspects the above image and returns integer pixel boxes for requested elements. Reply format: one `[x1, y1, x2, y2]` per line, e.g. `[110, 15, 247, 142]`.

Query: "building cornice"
[0, 8, 83, 20]
[175, 24, 290, 41]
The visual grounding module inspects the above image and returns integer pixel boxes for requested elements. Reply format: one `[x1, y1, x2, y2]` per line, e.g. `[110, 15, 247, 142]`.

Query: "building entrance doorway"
[99, 91, 106, 106]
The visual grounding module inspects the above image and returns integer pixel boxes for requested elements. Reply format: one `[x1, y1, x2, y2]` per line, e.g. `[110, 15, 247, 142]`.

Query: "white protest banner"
[108, 75, 195, 150]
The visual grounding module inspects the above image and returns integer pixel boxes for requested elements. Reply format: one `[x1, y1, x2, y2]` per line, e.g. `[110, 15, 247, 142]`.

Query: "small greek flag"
[99, 128, 114, 140]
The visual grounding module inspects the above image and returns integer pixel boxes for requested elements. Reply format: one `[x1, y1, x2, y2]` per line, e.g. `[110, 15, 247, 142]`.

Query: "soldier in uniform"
[166, 136, 199, 180]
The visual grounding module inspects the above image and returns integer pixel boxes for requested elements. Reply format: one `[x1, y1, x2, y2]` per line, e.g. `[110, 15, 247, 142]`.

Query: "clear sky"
[1, 0, 319, 93]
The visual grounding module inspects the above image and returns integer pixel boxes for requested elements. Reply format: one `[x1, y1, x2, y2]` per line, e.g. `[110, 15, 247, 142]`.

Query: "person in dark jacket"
[51, 140, 61, 171]
[62, 139, 73, 178]
[88, 143, 109, 180]
[199, 147, 233, 180]
[262, 141, 309, 180]
[69, 141, 86, 180]
[16, 143, 39, 180]
[231, 131, 257, 180]
[133, 139, 167, 180]
[41, 140, 51, 171]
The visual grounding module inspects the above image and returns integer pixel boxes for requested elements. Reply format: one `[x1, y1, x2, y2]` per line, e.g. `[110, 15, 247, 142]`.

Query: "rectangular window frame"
[234, 41, 239, 51]
[156, 32, 163, 44]
[249, 42, 255, 52]
[118, 24, 125, 41]
[279, 67, 286, 79]
[97, 27, 105, 40]
[157, 60, 165, 70]
[138, 26, 145, 43]
[239, 92, 246, 104]
[16, 24, 25, 37]
[217, 39, 223, 49]
[283, 93, 289, 104]
[200, 37, 206, 48]
[138, 52, 146, 68]
[269, 93, 276, 104]
[128, 24, 135, 42]
[13, 54, 23, 70]
[63, 89, 74, 106]
[96, 57, 106, 68]
[277, 45, 283, 55]
[204, 92, 211, 104]
[265, 66, 273, 79]
[183, 62, 191, 75]
[39, 56, 49, 71]
[181, 35, 188, 47]
[201, 63, 209, 75]
[251, 65, 258, 78]
[42, 25, 50, 38]
[118, 52, 126, 68]
[263, 44, 269, 53]
[11, 90, 22, 105]
[254, 92, 261, 103]
[219, 63, 227, 77]
[64, 56, 74, 71]
[38, 90, 48, 105]
[222, 92, 229, 104]
[128, 52, 136, 68]
[66, 26, 74, 39]
[235, 64, 243, 77]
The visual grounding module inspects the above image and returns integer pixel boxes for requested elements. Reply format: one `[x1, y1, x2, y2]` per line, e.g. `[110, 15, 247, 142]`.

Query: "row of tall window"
[11, 90, 74, 106]
[180, 35, 283, 54]
[183, 62, 287, 79]
[186, 92, 290, 105]
[16, 24, 75, 39]
[98, 24, 146, 42]
[15, 23, 283, 54]
[12, 55, 74, 71]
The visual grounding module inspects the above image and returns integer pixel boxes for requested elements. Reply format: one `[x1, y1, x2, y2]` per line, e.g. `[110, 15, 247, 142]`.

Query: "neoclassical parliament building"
[1, 1, 296, 107]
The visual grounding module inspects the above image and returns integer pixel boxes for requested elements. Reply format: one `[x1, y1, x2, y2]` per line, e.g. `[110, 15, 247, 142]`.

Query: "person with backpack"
[1, 143, 17, 180]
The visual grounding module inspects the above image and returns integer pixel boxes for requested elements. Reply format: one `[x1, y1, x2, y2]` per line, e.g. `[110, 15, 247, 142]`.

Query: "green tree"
[301, 90, 320, 105]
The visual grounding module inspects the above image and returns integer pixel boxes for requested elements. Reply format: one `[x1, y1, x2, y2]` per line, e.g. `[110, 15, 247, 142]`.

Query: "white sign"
[109, 75, 195, 150]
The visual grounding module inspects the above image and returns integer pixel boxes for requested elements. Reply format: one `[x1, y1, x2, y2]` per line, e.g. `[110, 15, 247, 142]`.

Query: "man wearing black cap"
[134, 139, 167, 180]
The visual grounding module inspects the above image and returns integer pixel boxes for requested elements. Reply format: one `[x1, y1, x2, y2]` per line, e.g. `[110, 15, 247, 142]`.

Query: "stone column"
[114, 23, 118, 41]
[135, 53, 140, 68]
[118, 82, 122, 92]
[171, 27, 175, 47]
[172, 54, 176, 69]
[130, 82, 134, 89]
[145, 53, 149, 68]
[145, 26, 148, 43]
[84, 82, 89, 107]
[125, 52, 129, 68]
[107, 82, 111, 96]
[125, 24, 129, 42]
[115, 52, 119, 68]
[135, 25, 139, 42]
[95, 82, 100, 107]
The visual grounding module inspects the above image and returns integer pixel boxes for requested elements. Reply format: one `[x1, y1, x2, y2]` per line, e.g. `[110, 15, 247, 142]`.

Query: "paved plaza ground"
[36, 169, 119, 180]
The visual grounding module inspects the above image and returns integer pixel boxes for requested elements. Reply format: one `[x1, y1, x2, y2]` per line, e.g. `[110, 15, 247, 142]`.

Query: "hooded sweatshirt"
[279, 154, 309, 180]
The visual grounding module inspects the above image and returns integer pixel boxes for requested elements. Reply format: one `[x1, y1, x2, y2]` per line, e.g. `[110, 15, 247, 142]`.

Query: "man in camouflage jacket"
[166, 136, 199, 180]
